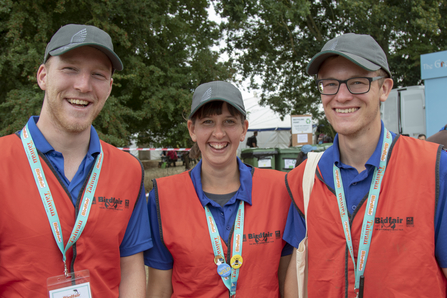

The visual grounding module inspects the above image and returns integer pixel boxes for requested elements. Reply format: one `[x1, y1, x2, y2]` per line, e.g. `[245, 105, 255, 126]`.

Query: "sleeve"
[119, 185, 153, 257]
[435, 150, 447, 267]
[281, 242, 294, 256]
[143, 189, 174, 270]
[282, 202, 306, 249]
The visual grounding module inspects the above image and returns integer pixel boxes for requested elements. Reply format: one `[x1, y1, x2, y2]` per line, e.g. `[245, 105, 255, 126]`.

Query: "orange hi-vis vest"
[0, 133, 143, 297]
[155, 168, 290, 298]
[286, 136, 447, 298]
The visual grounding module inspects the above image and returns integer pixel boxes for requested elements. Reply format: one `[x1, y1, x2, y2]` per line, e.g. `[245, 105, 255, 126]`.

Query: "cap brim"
[188, 98, 246, 119]
[49, 43, 123, 71]
[307, 51, 381, 75]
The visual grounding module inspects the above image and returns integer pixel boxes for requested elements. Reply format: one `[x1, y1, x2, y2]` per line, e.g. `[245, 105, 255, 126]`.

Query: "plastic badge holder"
[47, 269, 91, 298]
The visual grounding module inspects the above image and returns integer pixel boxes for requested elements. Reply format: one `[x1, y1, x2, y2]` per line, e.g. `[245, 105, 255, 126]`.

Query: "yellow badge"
[230, 255, 243, 269]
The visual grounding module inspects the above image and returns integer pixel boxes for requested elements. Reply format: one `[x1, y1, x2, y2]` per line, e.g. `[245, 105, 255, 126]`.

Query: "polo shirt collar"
[25, 116, 101, 156]
[190, 157, 253, 208]
[332, 121, 386, 170]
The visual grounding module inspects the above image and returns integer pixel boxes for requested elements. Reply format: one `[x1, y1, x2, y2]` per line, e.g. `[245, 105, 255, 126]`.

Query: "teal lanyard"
[205, 200, 244, 296]
[20, 124, 103, 277]
[333, 128, 392, 292]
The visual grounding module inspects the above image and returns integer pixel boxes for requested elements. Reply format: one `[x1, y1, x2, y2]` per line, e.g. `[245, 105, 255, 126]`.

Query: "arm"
[120, 252, 146, 298]
[146, 267, 173, 298]
[443, 268, 447, 278]
[278, 254, 292, 298]
[284, 249, 297, 298]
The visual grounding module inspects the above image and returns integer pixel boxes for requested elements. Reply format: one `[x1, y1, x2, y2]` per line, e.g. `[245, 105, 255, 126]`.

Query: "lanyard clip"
[64, 262, 70, 278]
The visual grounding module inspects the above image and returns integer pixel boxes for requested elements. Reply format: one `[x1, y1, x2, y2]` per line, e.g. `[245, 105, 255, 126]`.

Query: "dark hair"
[190, 101, 246, 123]
[295, 151, 306, 168]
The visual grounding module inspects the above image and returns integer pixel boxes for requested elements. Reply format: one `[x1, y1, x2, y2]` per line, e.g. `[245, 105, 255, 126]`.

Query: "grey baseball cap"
[44, 24, 123, 71]
[307, 33, 391, 78]
[189, 81, 246, 119]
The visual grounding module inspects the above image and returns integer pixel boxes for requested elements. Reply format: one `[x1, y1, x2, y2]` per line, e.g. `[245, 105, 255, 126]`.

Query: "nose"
[333, 82, 353, 103]
[73, 72, 93, 93]
[212, 123, 226, 138]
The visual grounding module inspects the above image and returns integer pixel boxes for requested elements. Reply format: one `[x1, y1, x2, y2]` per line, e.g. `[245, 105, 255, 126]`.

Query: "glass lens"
[347, 78, 370, 93]
[318, 80, 339, 94]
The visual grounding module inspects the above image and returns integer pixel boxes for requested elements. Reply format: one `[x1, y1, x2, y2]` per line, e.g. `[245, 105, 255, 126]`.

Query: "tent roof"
[244, 96, 291, 131]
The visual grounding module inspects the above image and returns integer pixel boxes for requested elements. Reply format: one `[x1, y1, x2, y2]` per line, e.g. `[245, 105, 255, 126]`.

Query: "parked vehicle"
[381, 85, 426, 138]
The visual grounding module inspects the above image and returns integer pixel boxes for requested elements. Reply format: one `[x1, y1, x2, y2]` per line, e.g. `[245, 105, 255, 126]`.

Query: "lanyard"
[205, 200, 244, 296]
[21, 124, 103, 277]
[333, 128, 392, 292]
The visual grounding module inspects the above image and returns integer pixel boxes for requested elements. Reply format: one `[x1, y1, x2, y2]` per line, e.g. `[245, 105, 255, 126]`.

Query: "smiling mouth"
[67, 99, 89, 106]
[209, 143, 229, 150]
[335, 108, 358, 114]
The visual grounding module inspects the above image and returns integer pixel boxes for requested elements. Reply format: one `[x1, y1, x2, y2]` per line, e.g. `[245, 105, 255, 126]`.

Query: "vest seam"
[130, 152, 145, 211]
[71, 149, 98, 274]
[345, 244, 349, 298]
[317, 168, 335, 195]
[435, 145, 442, 222]
[285, 172, 304, 219]
[154, 179, 168, 250]
[387, 134, 399, 167]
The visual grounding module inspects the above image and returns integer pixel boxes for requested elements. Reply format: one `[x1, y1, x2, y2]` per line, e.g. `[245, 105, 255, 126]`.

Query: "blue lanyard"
[205, 200, 244, 296]
[21, 124, 103, 277]
[333, 128, 392, 292]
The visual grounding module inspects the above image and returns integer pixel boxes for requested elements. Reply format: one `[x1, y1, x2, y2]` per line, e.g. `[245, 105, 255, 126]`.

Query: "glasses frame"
[316, 76, 385, 95]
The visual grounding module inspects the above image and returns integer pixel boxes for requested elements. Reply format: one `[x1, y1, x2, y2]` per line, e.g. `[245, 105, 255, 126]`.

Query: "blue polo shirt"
[283, 122, 447, 267]
[24, 116, 152, 257]
[144, 157, 293, 270]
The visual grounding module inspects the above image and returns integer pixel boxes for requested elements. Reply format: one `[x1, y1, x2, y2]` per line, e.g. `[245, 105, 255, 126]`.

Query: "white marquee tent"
[237, 96, 292, 156]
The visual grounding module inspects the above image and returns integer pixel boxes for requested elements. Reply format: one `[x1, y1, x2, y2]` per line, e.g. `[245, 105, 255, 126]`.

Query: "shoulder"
[394, 135, 441, 154]
[100, 141, 143, 174]
[0, 133, 22, 159]
[253, 168, 286, 181]
[0, 133, 20, 144]
[155, 170, 191, 185]
[100, 141, 140, 162]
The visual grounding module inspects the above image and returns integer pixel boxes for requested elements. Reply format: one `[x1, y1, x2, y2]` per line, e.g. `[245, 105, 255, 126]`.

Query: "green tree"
[0, 0, 234, 147]
[215, 0, 447, 137]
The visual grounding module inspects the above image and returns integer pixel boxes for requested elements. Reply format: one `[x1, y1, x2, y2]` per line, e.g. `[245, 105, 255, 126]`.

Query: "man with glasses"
[283, 33, 447, 297]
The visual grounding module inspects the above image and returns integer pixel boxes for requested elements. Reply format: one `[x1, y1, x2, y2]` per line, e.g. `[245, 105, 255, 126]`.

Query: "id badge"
[47, 269, 92, 298]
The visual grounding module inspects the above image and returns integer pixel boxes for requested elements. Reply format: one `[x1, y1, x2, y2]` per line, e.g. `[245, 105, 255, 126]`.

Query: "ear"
[37, 64, 48, 91]
[105, 78, 113, 102]
[240, 119, 249, 142]
[187, 120, 197, 142]
[379, 78, 394, 103]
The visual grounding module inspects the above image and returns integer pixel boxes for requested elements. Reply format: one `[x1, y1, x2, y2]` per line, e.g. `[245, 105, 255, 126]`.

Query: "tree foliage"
[0, 0, 234, 147]
[215, 0, 447, 137]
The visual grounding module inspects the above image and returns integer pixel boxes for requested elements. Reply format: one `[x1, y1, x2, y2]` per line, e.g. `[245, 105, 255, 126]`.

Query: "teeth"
[336, 108, 358, 113]
[68, 99, 88, 106]
[210, 143, 228, 149]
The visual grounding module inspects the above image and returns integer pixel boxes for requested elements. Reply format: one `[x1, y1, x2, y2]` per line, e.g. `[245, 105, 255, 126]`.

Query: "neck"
[36, 117, 91, 181]
[201, 159, 241, 194]
[338, 121, 382, 173]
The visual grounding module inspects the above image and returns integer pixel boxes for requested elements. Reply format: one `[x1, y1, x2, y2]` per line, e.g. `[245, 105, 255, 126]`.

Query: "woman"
[144, 81, 292, 297]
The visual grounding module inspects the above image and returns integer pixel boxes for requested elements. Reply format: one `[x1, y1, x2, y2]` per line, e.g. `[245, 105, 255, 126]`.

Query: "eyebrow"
[60, 57, 112, 73]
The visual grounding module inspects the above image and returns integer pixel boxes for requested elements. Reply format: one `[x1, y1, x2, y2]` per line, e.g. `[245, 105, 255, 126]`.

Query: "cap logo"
[201, 87, 212, 102]
[71, 28, 87, 44]
[328, 40, 338, 50]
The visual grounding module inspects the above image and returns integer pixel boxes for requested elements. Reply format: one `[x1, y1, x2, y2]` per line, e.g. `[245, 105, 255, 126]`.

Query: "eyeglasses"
[316, 76, 384, 95]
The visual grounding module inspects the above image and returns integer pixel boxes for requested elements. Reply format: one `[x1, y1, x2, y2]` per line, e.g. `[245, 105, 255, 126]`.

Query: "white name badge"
[48, 282, 92, 298]
[47, 269, 92, 298]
